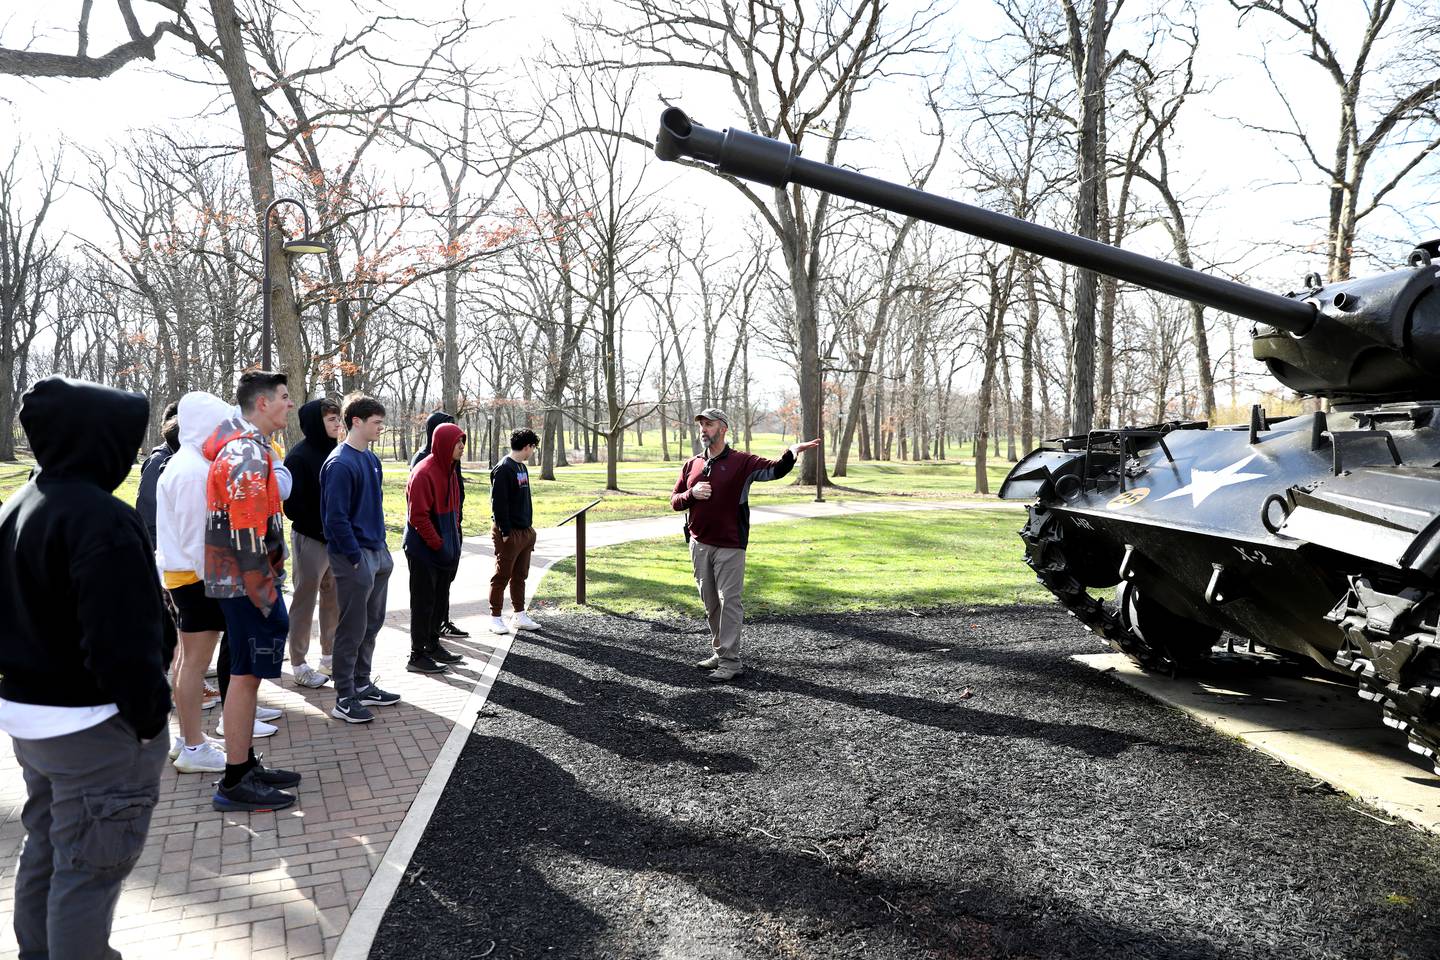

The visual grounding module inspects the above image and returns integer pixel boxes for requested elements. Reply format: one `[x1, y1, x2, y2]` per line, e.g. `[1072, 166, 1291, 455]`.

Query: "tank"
[655, 107, 1440, 771]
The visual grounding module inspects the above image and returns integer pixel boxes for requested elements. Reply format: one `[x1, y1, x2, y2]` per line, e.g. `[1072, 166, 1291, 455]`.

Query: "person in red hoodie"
[404, 422, 468, 674]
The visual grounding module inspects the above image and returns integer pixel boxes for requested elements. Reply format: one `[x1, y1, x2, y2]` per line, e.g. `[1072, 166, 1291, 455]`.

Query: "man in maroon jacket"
[670, 408, 820, 682]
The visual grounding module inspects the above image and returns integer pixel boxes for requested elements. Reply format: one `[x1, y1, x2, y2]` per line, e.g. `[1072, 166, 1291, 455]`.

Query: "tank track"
[1328, 577, 1440, 774]
[1020, 504, 1178, 673]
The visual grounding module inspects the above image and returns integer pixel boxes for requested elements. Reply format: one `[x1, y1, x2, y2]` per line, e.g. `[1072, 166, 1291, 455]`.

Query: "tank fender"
[999, 449, 1084, 501]
[1277, 466, 1440, 574]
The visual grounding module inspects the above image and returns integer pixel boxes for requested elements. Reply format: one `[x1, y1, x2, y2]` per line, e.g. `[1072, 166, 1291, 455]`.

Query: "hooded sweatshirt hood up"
[404, 421, 466, 565]
[155, 391, 233, 579]
[410, 411, 456, 468]
[0, 377, 173, 738]
[284, 398, 340, 542]
[26, 376, 149, 491]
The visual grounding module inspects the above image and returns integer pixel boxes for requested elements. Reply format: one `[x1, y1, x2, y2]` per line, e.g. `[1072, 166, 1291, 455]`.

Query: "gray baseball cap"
[693, 407, 729, 427]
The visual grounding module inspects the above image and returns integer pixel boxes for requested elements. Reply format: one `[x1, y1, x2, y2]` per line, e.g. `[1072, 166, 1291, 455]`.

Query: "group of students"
[0, 371, 544, 960]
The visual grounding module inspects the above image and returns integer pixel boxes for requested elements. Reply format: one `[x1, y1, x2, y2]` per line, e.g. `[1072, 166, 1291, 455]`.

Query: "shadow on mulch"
[373, 606, 1440, 960]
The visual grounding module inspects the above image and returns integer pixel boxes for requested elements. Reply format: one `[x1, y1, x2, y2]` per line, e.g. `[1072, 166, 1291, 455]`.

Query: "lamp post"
[814, 355, 838, 503]
[261, 197, 329, 370]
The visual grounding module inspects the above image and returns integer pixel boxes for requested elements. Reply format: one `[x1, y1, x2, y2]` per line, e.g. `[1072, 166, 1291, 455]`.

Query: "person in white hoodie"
[156, 392, 292, 772]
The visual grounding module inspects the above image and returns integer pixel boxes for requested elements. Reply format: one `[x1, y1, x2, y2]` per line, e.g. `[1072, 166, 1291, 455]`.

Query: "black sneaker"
[250, 761, 302, 789]
[356, 682, 401, 706]
[331, 697, 374, 723]
[439, 620, 470, 638]
[406, 653, 446, 674]
[212, 769, 296, 813]
[427, 642, 463, 664]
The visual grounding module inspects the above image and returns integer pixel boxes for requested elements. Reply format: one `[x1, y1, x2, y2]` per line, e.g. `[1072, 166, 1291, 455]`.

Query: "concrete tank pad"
[1074, 652, 1440, 834]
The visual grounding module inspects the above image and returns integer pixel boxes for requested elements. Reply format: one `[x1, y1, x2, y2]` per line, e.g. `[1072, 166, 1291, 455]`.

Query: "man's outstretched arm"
[748, 438, 820, 483]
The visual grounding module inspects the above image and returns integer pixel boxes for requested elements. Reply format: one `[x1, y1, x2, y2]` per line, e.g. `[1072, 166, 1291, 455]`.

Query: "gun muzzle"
[655, 107, 795, 188]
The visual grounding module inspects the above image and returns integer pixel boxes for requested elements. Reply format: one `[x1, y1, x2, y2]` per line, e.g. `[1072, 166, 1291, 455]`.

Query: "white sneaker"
[319, 655, 333, 672]
[294, 664, 330, 688]
[169, 733, 224, 760]
[216, 717, 277, 739]
[254, 706, 283, 722]
[173, 740, 227, 774]
[488, 615, 511, 635]
[511, 611, 541, 631]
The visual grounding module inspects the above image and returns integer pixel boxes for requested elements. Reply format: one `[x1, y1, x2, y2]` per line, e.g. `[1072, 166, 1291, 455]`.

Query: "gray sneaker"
[695, 654, 722, 670]
[706, 663, 745, 683]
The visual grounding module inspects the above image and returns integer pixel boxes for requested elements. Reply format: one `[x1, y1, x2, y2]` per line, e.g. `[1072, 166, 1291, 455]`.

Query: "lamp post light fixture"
[261, 197, 329, 370]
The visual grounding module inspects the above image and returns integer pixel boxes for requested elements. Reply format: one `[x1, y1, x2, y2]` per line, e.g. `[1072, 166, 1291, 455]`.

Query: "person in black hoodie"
[411, 410, 469, 639]
[134, 398, 180, 543]
[283, 397, 343, 688]
[0, 376, 174, 960]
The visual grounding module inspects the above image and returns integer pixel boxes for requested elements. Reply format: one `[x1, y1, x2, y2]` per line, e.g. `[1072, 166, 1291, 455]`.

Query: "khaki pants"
[690, 539, 746, 666]
[288, 529, 338, 666]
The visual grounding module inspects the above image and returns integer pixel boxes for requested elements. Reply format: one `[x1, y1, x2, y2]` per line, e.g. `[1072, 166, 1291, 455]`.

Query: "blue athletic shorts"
[216, 595, 289, 680]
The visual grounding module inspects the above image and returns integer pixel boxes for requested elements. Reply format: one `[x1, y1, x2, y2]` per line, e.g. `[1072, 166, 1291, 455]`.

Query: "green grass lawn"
[534, 509, 1046, 617]
[3, 452, 1019, 550]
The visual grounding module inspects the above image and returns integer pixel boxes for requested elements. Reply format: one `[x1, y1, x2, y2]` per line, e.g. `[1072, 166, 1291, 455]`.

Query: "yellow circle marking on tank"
[1107, 487, 1151, 510]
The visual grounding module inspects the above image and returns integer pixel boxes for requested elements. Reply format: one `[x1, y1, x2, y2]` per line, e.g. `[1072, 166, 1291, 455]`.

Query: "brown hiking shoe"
[706, 663, 745, 683]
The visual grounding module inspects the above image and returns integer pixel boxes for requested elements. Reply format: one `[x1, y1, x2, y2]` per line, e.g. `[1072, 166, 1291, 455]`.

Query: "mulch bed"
[374, 605, 1440, 959]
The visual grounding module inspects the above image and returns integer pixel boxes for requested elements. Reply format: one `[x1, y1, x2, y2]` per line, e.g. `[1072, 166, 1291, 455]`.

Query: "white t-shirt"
[0, 699, 119, 740]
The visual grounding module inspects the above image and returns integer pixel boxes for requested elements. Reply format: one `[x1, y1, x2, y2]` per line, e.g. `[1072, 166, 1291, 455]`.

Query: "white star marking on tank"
[1157, 454, 1266, 507]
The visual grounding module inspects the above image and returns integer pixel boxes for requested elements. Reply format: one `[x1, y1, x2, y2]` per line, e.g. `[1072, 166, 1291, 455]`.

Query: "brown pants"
[491, 525, 537, 615]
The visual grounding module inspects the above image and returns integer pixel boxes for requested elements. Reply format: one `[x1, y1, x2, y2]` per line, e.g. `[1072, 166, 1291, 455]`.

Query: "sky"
[3, 0, 1437, 410]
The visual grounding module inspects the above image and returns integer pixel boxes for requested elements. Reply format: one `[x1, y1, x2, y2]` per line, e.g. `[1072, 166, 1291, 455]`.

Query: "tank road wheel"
[1328, 579, 1440, 775]
[1022, 504, 1177, 673]
[1118, 581, 1223, 674]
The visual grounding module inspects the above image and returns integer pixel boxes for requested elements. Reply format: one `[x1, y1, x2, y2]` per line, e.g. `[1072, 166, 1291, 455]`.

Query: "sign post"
[557, 498, 603, 604]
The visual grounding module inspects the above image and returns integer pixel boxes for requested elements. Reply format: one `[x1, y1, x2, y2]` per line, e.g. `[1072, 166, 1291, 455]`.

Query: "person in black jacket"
[0, 376, 174, 960]
[411, 410, 470, 639]
[488, 427, 540, 635]
[283, 397, 343, 688]
[134, 399, 180, 543]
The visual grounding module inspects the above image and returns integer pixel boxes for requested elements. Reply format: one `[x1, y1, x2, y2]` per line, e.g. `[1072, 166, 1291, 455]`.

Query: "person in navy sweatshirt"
[320, 394, 401, 724]
[404, 421, 467, 674]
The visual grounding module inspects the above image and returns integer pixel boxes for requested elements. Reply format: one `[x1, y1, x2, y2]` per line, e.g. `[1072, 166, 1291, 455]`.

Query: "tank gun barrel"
[655, 107, 1317, 336]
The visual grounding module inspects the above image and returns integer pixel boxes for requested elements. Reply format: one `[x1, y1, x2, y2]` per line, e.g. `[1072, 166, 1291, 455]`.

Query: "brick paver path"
[0, 498, 1010, 959]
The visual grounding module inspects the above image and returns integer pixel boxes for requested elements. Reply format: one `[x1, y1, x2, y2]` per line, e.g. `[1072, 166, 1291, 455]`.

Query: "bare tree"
[1230, 0, 1440, 280]
[0, 149, 61, 459]
[583, 0, 943, 484]
[0, 0, 188, 78]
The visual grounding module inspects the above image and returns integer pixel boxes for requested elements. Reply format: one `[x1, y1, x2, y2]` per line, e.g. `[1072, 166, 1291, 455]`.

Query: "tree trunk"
[208, 0, 308, 427]
[1067, 0, 1106, 436]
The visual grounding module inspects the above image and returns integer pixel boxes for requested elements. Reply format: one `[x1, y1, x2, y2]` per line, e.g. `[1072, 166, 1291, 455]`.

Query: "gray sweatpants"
[329, 546, 394, 699]
[12, 714, 167, 960]
[690, 539, 747, 666]
[289, 529, 338, 666]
